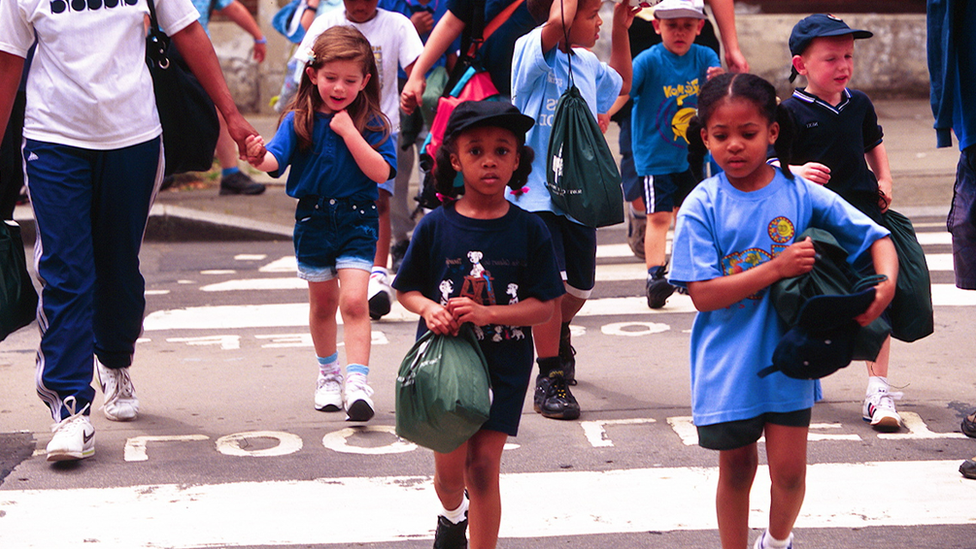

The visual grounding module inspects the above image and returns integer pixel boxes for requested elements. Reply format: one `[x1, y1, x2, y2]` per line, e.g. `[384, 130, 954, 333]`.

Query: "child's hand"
[597, 113, 610, 134]
[400, 77, 424, 114]
[706, 66, 725, 81]
[612, 1, 639, 30]
[446, 296, 492, 327]
[878, 179, 893, 212]
[245, 135, 267, 166]
[774, 237, 816, 279]
[330, 109, 356, 138]
[793, 162, 831, 185]
[410, 10, 434, 35]
[421, 302, 460, 336]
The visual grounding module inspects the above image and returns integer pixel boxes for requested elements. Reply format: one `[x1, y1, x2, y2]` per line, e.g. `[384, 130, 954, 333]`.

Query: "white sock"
[867, 376, 889, 394]
[440, 497, 468, 524]
[761, 530, 792, 549]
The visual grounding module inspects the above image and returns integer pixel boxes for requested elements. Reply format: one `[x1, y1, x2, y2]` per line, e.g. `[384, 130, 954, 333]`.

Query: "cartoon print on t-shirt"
[460, 251, 496, 305]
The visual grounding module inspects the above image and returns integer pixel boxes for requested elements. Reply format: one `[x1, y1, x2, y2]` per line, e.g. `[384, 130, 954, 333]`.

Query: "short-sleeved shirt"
[293, 9, 424, 131]
[0, 0, 199, 149]
[447, 0, 537, 97]
[190, 0, 232, 31]
[266, 111, 397, 200]
[782, 88, 884, 206]
[669, 169, 889, 426]
[629, 43, 719, 176]
[392, 202, 565, 435]
[379, 0, 453, 78]
[509, 26, 623, 219]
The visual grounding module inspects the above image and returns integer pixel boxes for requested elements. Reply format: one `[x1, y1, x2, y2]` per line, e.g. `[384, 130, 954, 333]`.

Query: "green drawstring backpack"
[395, 325, 492, 454]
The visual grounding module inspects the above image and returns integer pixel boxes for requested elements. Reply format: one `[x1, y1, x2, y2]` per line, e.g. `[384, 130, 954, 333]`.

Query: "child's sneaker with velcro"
[344, 373, 375, 422]
[862, 386, 903, 432]
[314, 371, 343, 412]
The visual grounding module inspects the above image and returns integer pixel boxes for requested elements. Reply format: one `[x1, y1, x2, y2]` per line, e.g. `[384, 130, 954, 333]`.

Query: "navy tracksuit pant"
[24, 137, 162, 420]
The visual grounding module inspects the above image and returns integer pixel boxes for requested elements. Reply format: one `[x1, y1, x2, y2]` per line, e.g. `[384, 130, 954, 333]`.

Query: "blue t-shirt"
[509, 26, 622, 219]
[191, 0, 233, 31]
[629, 43, 719, 176]
[669, 169, 890, 426]
[266, 111, 397, 200]
[392, 202, 565, 433]
[447, 0, 538, 97]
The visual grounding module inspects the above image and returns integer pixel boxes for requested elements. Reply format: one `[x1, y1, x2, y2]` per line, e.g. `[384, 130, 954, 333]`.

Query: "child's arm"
[218, 1, 267, 63]
[865, 142, 893, 212]
[400, 11, 466, 114]
[687, 237, 817, 311]
[608, 1, 637, 96]
[330, 111, 393, 183]
[787, 161, 832, 185]
[397, 291, 461, 336]
[540, 0, 578, 53]
[855, 236, 898, 326]
[446, 296, 555, 328]
[607, 95, 629, 118]
[245, 135, 279, 172]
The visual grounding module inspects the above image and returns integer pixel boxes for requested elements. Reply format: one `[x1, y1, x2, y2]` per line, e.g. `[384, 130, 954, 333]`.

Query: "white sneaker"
[46, 396, 95, 462]
[314, 371, 343, 412]
[753, 530, 794, 549]
[862, 387, 903, 432]
[344, 373, 375, 422]
[96, 359, 139, 421]
[367, 267, 393, 320]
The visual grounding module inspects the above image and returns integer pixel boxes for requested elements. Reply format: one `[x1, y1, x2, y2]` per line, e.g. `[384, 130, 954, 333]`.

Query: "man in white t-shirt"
[0, 0, 259, 463]
[295, 0, 424, 320]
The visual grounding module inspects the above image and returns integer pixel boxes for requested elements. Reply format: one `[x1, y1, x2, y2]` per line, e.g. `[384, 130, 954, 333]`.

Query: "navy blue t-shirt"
[447, 0, 538, 96]
[782, 88, 884, 216]
[392, 202, 564, 434]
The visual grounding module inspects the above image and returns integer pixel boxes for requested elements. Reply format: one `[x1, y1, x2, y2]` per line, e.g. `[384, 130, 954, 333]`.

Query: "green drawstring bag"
[546, 84, 624, 228]
[879, 209, 934, 342]
[0, 220, 37, 342]
[395, 325, 492, 454]
[545, 24, 623, 229]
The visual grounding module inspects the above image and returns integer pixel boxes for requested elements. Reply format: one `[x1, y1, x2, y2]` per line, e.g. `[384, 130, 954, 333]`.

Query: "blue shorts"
[293, 195, 378, 282]
[534, 211, 596, 298]
[949, 146, 976, 289]
[642, 170, 697, 213]
[617, 119, 643, 202]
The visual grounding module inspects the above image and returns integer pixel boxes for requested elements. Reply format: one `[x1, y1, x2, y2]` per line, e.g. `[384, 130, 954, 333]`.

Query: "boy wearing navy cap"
[780, 14, 904, 432]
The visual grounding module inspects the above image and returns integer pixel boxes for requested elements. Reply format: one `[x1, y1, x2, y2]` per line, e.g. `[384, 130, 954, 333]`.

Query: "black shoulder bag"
[145, 0, 220, 176]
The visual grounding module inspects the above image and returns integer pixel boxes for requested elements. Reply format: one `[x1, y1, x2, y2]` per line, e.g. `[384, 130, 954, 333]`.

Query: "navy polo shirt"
[782, 88, 884, 208]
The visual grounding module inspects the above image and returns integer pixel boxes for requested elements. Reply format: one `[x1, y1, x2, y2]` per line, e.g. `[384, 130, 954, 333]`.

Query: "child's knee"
[770, 462, 806, 493]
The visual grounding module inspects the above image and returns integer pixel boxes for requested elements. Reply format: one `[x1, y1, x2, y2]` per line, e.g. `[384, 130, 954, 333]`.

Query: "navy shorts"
[480, 339, 535, 437]
[697, 408, 812, 451]
[534, 211, 597, 298]
[293, 195, 378, 282]
[617, 119, 643, 202]
[949, 146, 976, 289]
[643, 170, 697, 213]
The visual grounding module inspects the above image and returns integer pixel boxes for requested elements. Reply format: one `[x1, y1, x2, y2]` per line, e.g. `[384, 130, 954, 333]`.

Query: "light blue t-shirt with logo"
[509, 26, 622, 219]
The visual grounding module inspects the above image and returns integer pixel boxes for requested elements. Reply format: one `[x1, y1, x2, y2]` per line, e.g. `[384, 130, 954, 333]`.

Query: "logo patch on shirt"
[767, 216, 795, 244]
[806, 121, 819, 129]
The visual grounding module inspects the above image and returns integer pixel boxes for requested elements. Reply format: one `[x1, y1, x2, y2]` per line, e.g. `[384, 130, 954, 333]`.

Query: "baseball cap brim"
[444, 100, 535, 143]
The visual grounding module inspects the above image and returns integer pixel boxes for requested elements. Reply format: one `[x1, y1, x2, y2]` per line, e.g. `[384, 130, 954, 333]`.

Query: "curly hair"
[432, 129, 535, 202]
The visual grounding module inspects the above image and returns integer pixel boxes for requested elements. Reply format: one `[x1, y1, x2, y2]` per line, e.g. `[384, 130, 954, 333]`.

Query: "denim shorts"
[949, 146, 976, 289]
[696, 408, 812, 451]
[293, 195, 378, 282]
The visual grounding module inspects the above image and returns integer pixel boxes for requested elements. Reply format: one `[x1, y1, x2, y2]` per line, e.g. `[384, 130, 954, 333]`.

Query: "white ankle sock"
[761, 530, 792, 549]
[867, 376, 889, 394]
[441, 497, 468, 524]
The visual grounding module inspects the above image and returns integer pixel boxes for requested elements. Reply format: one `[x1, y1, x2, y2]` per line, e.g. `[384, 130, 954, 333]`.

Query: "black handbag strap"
[145, 0, 171, 68]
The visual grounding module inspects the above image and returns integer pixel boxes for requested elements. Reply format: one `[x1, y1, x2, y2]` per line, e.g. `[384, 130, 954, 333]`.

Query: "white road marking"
[200, 269, 236, 275]
[1, 461, 973, 548]
[215, 431, 304, 457]
[234, 254, 267, 261]
[915, 231, 952, 246]
[123, 435, 210, 462]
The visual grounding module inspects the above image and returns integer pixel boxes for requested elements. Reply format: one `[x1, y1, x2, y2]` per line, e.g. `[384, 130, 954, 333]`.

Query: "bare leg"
[716, 443, 759, 549]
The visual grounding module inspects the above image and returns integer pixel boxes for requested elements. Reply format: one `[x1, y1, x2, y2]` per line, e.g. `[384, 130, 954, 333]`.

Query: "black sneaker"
[533, 372, 581, 420]
[962, 410, 976, 438]
[432, 514, 468, 549]
[558, 323, 577, 385]
[645, 265, 676, 309]
[220, 171, 266, 195]
[391, 239, 410, 274]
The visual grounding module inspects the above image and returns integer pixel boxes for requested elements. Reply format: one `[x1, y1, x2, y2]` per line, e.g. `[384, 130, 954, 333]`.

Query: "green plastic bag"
[0, 220, 37, 342]
[546, 84, 623, 228]
[879, 209, 934, 342]
[395, 325, 492, 454]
